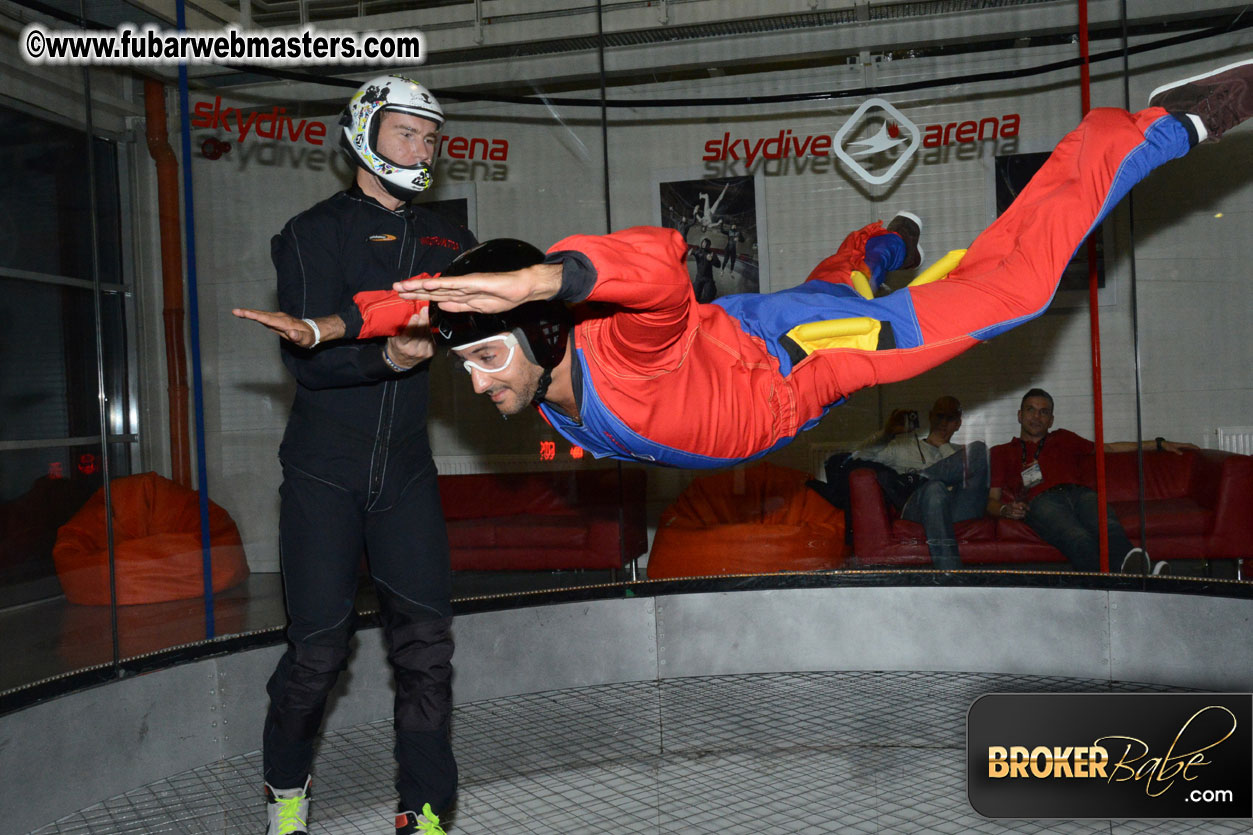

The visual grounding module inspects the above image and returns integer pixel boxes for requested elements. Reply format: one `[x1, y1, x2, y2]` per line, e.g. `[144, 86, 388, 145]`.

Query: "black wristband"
[1155, 436, 1165, 452]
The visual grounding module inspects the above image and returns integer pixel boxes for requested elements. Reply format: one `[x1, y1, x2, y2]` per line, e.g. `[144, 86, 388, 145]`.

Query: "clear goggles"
[453, 332, 519, 374]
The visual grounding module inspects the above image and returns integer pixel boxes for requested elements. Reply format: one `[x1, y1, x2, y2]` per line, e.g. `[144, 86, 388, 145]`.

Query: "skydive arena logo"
[700, 99, 1019, 184]
[833, 98, 920, 185]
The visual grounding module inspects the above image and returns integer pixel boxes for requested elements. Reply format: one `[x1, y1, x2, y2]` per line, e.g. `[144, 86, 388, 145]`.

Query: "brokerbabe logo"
[968, 693, 1253, 819]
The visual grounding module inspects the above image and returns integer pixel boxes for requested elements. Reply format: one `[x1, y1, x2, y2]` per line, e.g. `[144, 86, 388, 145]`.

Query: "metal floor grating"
[29, 671, 1253, 834]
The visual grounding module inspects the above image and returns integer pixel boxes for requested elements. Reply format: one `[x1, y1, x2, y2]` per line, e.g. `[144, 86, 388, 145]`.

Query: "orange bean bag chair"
[53, 472, 250, 605]
[647, 462, 846, 579]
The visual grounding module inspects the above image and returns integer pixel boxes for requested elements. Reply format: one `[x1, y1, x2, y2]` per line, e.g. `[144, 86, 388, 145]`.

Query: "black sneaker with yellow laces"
[396, 803, 447, 835]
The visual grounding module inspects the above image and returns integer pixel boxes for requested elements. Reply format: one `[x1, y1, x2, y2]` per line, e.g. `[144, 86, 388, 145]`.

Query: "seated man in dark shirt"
[986, 388, 1196, 573]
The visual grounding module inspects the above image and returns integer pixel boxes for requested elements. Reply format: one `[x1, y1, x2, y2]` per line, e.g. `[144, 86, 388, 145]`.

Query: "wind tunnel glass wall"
[6, 4, 1253, 709]
[0, 103, 134, 693]
[591, 23, 1253, 584]
[1094, 49, 1253, 582]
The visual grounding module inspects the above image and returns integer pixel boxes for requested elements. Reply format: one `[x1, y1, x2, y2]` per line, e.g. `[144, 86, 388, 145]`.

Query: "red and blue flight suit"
[359, 106, 1193, 469]
[529, 107, 1192, 467]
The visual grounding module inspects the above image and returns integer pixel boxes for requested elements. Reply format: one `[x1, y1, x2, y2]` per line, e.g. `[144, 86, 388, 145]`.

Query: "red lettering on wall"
[190, 96, 327, 146]
[920, 114, 1021, 148]
[437, 135, 510, 161]
[702, 113, 1023, 159]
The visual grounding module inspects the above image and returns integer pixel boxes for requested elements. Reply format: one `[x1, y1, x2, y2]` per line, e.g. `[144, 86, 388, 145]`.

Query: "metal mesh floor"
[30, 671, 1253, 834]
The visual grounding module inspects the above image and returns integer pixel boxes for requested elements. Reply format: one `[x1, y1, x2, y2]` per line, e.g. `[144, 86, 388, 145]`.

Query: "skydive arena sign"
[700, 98, 1021, 184]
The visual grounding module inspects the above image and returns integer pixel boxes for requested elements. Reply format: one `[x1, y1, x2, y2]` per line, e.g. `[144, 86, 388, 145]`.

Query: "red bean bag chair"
[647, 462, 846, 579]
[53, 472, 250, 605]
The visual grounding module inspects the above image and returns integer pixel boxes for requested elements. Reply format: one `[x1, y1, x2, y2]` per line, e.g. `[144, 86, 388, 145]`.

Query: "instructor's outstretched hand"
[233, 308, 346, 348]
[394, 263, 563, 313]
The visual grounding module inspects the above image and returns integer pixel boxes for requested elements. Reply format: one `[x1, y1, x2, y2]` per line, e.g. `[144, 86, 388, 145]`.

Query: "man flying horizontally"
[236, 59, 1253, 470]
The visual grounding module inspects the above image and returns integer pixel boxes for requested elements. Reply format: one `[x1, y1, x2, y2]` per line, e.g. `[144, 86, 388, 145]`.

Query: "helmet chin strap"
[374, 161, 432, 202]
[531, 367, 553, 406]
[378, 176, 417, 202]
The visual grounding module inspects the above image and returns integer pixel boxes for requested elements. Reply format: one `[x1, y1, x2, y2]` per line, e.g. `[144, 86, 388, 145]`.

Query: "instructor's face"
[454, 341, 544, 416]
[376, 111, 439, 166]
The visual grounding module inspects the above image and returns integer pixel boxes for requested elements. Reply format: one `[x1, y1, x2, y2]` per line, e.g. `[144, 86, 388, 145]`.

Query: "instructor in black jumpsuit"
[259, 74, 475, 835]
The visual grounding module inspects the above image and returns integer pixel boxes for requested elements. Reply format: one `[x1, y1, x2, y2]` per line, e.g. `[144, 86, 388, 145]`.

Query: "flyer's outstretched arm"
[395, 263, 563, 313]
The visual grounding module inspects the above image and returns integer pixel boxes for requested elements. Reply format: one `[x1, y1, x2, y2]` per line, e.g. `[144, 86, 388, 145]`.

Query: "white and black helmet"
[339, 74, 444, 200]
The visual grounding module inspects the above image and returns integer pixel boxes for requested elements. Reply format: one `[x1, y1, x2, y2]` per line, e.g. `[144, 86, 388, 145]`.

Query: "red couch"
[437, 468, 647, 572]
[0, 475, 96, 604]
[847, 449, 1253, 570]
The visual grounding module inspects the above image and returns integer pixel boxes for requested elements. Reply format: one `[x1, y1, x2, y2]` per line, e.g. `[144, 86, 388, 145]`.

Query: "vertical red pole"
[144, 80, 192, 489]
[1078, 0, 1111, 572]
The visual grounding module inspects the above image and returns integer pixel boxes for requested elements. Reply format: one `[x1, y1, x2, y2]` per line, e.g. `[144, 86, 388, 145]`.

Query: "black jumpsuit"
[262, 184, 475, 814]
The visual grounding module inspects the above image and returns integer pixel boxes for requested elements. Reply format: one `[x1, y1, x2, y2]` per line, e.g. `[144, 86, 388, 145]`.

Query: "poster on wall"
[993, 150, 1115, 307]
[654, 171, 769, 299]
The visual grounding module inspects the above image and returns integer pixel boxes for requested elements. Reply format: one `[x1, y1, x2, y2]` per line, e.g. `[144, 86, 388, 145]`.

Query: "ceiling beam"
[123, 0, 239, 27]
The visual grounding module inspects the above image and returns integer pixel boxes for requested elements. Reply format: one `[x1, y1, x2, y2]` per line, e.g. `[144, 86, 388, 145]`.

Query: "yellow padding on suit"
[906, 248, 967, 288]
[850, 270, 874, 300]
[786, 316, 881, 354]
[785, 250, 969, 357]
